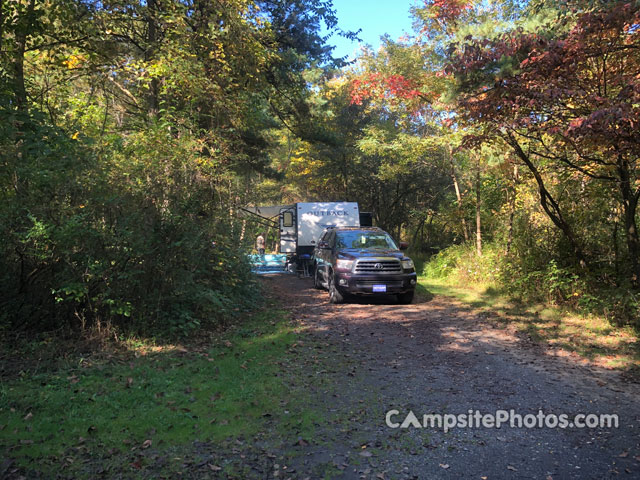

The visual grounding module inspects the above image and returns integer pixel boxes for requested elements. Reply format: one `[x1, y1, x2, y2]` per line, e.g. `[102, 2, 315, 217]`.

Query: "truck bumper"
[334, 272, 417, 295]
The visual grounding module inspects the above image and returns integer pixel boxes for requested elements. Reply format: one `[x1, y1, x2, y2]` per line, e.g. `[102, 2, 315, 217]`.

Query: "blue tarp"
[249, 254, 291, 274]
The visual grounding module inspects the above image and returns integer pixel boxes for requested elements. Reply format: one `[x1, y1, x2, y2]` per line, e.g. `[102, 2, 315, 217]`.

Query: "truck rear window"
[335, 231, 398, 250]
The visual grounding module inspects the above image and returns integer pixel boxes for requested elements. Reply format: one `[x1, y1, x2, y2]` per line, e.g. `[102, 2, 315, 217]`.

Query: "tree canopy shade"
[450, 1, 640, 283]
[2, 0, 640, 338]
[333, 0, 640, 323]
[0, 0, 354, 337]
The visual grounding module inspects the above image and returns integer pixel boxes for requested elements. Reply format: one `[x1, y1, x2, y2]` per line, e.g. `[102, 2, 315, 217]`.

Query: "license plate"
[372, 284, 386, 293]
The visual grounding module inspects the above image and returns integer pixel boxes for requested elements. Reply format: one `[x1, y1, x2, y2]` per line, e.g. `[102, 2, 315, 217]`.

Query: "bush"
[422, 240, 640, 328]
[423, 242, 503, 284]
[499, 258, 577, 303]
[0, 109, 261, 340]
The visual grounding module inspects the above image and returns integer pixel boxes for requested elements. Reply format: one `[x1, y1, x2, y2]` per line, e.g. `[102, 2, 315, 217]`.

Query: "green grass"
[0, 308, 315, 477]
[419, 276, 640, 372]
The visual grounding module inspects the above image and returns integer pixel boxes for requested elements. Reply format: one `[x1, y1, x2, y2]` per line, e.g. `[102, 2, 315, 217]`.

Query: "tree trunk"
[12, 0, 36, 111]
[506, 132, 588, 268]
[475, 159, 482, 257]
[147, 0, 159, 116]
[412, 215, 428, 249]
[448, 146, 469, 242]
[613, 219, 620, 285]
[505, 162, 519, 255]
[617, 154, 640, 288]
[239, 219, 247, 243]
[0, 0, 5, 60]
[342, 153, 349, 199]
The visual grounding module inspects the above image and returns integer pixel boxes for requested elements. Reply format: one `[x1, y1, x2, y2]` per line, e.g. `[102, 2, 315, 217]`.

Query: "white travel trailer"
[241, 202, 365, 274]
[279, 202, 360, 257]
[241, 202, 361, 256]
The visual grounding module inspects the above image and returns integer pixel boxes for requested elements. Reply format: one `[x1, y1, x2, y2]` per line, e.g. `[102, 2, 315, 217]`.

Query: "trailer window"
[282, 211, 294, 228]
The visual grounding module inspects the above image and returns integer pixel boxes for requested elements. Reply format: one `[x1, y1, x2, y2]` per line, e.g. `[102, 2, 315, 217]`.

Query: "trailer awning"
[238, 204, 294, 220]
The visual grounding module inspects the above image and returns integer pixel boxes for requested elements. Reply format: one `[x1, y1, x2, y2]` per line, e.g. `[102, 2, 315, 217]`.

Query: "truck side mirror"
[399, 241, 409, 250]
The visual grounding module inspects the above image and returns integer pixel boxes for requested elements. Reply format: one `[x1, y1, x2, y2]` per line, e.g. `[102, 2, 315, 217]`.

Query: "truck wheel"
[313, 267, 323, 290]
[328, 274, 346, 304]
[397, 290, 414, 304]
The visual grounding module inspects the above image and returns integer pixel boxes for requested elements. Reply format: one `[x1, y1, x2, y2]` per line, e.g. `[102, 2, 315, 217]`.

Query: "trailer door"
[280, 207, 296, 253]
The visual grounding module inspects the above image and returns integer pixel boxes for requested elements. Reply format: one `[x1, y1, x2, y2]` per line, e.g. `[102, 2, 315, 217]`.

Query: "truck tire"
[328, 274, 346, 304]
[397, 290, 414, 304]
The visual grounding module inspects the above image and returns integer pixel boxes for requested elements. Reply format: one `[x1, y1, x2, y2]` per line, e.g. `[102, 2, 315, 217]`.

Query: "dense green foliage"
[0, 0, 347, 337]
[2, 0, 639, 338]
[342, 0, 640, 326]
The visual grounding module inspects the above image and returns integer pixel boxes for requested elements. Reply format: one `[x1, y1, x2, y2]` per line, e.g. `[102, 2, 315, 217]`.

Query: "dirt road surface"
[258, 273, 640, 480]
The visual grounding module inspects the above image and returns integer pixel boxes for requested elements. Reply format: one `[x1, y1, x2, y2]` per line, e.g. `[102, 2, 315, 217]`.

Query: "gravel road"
[259, 273, 640, 480]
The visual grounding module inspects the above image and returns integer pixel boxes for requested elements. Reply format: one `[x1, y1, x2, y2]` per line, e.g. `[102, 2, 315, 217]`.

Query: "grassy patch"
[420, 277, 640, 371]
[0, 308, 315, 477]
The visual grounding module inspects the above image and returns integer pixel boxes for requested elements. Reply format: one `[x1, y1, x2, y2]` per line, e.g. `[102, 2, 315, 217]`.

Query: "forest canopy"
[1, 0, 639, 338]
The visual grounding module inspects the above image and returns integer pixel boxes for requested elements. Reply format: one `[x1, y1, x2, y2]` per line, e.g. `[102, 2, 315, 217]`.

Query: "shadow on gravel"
[258, 273, 640, 479]
[342, 294, 433, 306]
[279, 274, 436, 305]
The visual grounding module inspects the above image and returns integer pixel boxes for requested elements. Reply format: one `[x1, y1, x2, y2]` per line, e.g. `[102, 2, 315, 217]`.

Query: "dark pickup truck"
[312, 226, 417, 304]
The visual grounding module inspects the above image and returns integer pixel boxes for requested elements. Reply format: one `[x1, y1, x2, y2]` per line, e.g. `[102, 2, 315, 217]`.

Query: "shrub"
[423, 242, 503, 285]
[0, 109, 261, 340]
[422, 240, 640, 328]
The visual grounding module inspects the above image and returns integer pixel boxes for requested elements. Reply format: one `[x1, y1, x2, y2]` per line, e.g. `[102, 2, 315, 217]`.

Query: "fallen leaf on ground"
[439, 464, 449, 469]
[141, 439, 152, 449]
